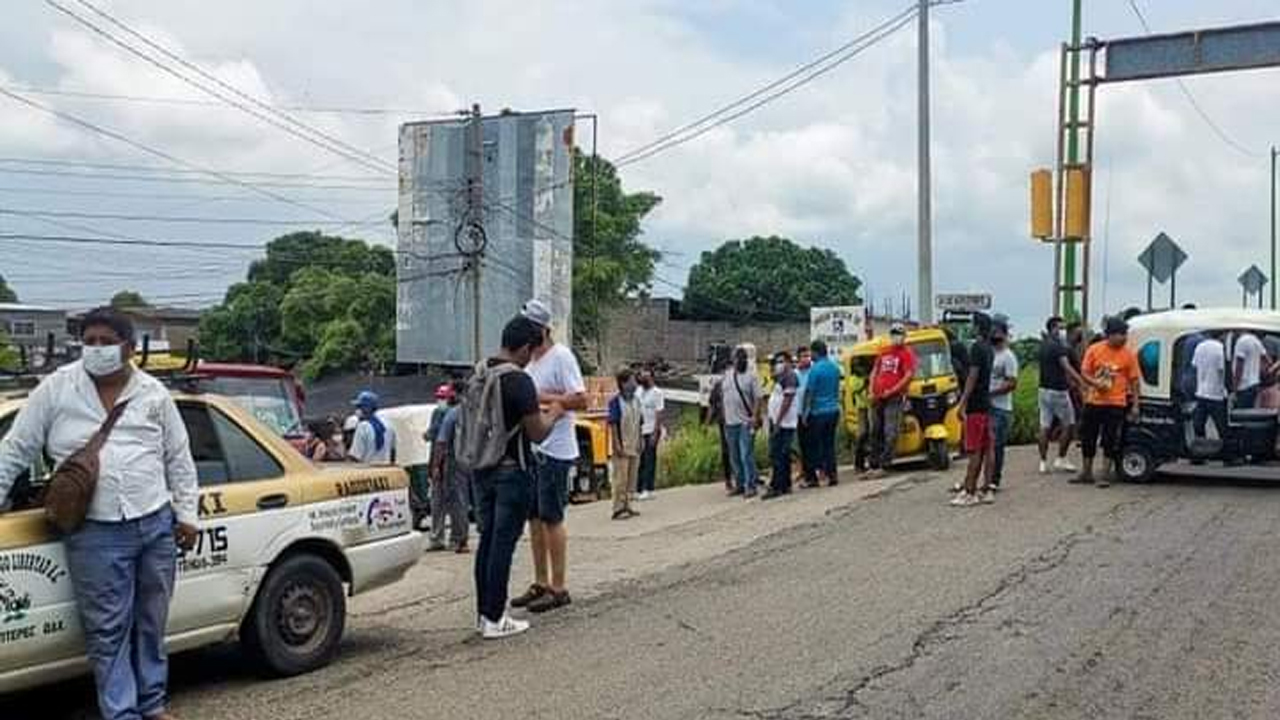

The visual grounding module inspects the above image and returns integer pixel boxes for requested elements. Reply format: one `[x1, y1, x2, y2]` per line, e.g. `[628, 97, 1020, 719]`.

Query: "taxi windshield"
[200, 377, 303, 437]
[910, 340, 952, 379]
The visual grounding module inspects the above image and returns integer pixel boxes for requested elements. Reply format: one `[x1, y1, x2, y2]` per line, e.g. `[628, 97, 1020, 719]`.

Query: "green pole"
[1063, 0, 1083, 319]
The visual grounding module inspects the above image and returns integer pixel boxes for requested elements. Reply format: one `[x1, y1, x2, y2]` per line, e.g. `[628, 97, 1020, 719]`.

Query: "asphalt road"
[10, 447, 1280, 719]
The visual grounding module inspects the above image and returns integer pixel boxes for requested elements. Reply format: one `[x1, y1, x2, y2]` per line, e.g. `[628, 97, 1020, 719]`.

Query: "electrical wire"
[5, 85, 462, 118]
[0, 207, 387, 228]
[0, 156, 394, 183]
[0, 185, 386, 204]
[612, 2, 953, 169]
[0, 166, 394, 191]
[1125, 0, 1262, 159]
[0, 85, 351, 221]
[50, 0, 396, 176]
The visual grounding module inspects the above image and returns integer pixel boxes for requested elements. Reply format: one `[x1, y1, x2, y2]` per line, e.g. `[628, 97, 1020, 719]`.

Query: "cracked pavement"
[10, 447, 1280, 719]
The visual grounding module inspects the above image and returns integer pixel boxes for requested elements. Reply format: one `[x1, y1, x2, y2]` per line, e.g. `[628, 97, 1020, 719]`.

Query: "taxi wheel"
[243, 554, 346, 677]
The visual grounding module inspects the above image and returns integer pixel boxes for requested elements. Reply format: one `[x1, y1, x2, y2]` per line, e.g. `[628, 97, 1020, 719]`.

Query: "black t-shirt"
[1038, 340, 1071, 391]
[950, 342, 970, 385]
[489, 359, 540, 463]
[966, 340, 994, 413]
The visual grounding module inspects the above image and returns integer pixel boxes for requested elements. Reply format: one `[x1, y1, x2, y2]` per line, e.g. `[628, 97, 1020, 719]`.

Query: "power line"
[1125, 0, 1262, 159]
[612, 2, 949, 168]
[0, 185, 387, 204]
[0, 85, 350, 221]
[0, 165, 394, 191]
[6, 85, 463, 118]
[49, 0, 396, 176]
[0, 207, 386, 227]
[0, 156, 393, 183]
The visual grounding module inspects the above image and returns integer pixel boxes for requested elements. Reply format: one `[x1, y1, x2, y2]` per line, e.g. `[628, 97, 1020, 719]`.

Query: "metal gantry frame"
[1052, 39, 1100, 324]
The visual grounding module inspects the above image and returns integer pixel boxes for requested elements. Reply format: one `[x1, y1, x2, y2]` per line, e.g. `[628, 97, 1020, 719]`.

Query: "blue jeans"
[992, 408, 1012, 483]
[65, 505, 177, 720]
[473, 465, 533, 623]
[808, 411, 840, 479]
[769, 427, 796, 493]
[725, 424, 758, 493]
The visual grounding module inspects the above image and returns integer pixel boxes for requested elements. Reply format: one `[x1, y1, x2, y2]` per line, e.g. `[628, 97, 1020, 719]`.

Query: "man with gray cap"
[512, 299, 587, 614]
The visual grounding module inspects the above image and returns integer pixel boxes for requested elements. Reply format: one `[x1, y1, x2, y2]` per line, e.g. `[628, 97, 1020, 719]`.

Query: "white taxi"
[0, 392, 424, 693]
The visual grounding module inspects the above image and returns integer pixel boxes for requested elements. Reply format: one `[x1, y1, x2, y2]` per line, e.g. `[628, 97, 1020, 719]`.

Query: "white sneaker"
[638, 491, 654, 501]
[480, 614, 530, 639]
[950, 492, 977, 507]
[1038, 460, 1049, 474]
[1053, 458, 1078, 473]
[979, 488, 996, 504]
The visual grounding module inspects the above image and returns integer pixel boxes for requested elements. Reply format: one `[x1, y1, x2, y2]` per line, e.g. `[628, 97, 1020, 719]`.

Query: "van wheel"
[242, 554, 346, 677]
[1119, 445, 1156, 484]
[927, 439, 951, 471]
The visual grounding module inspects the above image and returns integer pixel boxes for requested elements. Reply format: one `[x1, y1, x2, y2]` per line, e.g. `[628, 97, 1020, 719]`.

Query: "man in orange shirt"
[1072, 317, 1141, 488]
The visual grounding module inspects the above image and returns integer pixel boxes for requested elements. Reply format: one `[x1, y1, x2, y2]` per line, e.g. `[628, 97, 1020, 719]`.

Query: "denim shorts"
[530, 455, 572, 524]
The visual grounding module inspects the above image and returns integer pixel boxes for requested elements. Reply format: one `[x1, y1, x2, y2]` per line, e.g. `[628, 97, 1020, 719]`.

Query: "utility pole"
[917, 0, 934, 324]
[463, 103, 486, 364]
[1062, 0, 1084, 318]
[1272, 145, 1277, 309]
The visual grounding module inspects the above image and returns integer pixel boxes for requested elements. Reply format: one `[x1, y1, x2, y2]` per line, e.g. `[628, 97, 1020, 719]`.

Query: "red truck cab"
[191, 362, 308, 450]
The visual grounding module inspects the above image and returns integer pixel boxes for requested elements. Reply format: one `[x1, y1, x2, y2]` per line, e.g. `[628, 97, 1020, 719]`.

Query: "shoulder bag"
[44, 401, 130, 534]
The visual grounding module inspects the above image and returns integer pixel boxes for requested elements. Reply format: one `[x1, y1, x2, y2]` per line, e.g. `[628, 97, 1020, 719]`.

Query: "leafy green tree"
[572, 151, 662, 352]
[199, 282, 286, 364]
[682, 236, 862, 321]
[0, 273, 17, 303]
[110, 290, 149, 309]
[199, 232, 396, 380]
[0, 328, 18, 371]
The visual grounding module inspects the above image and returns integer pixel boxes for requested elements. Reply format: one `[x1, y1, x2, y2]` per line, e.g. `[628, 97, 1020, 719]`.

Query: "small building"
[68, 306, 203, 352]
[0, 303, 70, 361]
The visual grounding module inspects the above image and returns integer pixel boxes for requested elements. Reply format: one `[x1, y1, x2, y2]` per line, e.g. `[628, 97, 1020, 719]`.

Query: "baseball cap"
[352, 390, 380, 409]
[1105, 317, 1129, 336]
[521, 299, 553, 328]
[889, 322, 907, 335]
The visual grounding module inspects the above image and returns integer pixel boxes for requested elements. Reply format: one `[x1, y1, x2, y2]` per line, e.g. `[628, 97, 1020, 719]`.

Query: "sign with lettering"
[810, 306, 868, 355]
[936, 294, 993, 312]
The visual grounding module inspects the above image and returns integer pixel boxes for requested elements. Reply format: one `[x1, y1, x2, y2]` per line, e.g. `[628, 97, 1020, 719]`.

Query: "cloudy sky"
[1, 0, 1278, 334]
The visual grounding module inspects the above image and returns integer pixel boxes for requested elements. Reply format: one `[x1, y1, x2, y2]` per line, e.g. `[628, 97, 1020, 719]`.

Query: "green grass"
[1011, 365, 1041, 446]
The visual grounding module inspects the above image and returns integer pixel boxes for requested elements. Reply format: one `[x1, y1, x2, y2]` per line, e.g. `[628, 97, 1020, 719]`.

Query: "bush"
[1010, 365, 1041, 446]
[658, 415, 725, 488]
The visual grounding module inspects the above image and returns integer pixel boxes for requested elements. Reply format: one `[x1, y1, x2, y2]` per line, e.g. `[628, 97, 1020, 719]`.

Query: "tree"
[198, 232, 396, 380]
[682, 236, 862, 321]
[0, 328, 18, 372]
[572, 151, 662, 352]
[0, 273, 17, 303]
[110, 290, 149, 309]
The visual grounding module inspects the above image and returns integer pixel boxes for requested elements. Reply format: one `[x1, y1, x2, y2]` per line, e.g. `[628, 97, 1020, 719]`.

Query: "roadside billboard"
[810, 306, 868, 356]
[396, 109, 575, 366]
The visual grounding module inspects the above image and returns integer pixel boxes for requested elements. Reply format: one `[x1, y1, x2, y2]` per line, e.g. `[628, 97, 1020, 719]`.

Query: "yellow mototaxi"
[842, 328, 962, 469]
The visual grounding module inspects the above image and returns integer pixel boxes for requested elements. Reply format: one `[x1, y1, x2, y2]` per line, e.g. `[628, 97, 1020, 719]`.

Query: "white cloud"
[0, 1, 1276, 328]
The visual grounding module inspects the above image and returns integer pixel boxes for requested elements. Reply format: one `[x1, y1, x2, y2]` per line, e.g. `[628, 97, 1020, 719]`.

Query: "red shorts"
[964, 412, 994, 454]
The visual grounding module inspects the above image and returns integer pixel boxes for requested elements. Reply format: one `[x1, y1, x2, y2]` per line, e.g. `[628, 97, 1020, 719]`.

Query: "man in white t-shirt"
[511, 299, 587, 615]
[347, 391, 397, 465]
[1192, 333, 1228, 440]
[1234, 332, 1268, 408]
[635, 368, 665, 501]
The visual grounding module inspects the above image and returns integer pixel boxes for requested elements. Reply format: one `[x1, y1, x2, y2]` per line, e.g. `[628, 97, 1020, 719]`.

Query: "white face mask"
[82, 344, 124, 377]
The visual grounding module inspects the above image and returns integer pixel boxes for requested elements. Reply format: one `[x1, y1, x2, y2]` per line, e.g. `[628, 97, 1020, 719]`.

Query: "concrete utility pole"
[917, 0, 934, 324]
[465, 104, 485, 364]
[1272, 145, 1277, 310]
